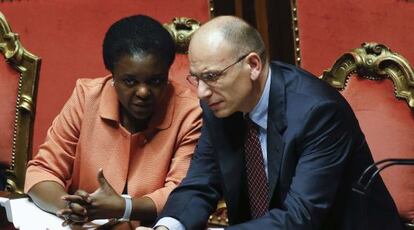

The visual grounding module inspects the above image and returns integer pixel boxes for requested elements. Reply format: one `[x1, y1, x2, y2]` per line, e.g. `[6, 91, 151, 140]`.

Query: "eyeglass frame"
[186, 51, 256, 87]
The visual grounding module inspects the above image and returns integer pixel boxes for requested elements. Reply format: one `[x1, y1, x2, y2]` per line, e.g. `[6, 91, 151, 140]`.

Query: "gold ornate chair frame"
[163, 17, 201, 54]
[321, 42, 414, 229]
[321, 42, 414, 109]
[0, 12, 41, 194]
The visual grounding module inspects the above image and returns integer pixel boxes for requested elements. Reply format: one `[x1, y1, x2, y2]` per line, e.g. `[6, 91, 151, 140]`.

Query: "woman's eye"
[148, 77, 166, 86]
[123, 79, 136, 86]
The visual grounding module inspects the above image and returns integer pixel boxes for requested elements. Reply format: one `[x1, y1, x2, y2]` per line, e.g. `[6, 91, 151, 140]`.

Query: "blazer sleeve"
[227, 100, 362, 230]
[144, 104, 202, 214]
[159, 120, 223, 230]
[24, 80, 85, 192]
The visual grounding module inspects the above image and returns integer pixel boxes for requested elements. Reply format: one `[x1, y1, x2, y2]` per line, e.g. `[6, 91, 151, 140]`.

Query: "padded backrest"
[0, 0, 209, 155]
[0, 11, 41, 194]
[293, 0, 414, 75]
[321, 42, 414, 222]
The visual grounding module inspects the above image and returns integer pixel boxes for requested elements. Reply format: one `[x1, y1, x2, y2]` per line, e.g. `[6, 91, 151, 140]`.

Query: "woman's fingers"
[62, 194, 90, 205]
[68, 202, 87, 216]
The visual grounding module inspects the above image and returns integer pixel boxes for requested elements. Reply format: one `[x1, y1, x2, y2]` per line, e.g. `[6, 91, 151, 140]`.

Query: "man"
[145, 16, 403, 229]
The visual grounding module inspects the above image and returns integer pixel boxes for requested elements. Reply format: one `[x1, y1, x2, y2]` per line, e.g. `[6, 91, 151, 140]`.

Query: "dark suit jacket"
[160, 62, 403, 230]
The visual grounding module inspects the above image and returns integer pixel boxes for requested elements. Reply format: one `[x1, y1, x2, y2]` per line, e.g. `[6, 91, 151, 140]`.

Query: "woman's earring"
[111, 79, 115, 86]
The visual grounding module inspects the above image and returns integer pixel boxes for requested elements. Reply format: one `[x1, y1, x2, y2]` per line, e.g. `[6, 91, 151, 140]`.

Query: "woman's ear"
[246, 52, 262, 81]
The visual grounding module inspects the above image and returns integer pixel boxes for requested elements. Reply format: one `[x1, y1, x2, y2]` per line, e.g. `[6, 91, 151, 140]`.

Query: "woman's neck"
[120, 108, 149, 134]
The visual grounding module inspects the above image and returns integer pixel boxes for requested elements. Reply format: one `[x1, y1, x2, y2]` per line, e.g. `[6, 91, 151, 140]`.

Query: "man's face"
[112, 54, 169, 121]
[189, 42, 253, 118]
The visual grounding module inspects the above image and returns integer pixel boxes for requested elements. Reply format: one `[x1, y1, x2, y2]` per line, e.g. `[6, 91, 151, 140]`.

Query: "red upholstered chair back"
[321, 43, 414, 224]
[0, 11, 40, 194]
[0, 0, 209, 156]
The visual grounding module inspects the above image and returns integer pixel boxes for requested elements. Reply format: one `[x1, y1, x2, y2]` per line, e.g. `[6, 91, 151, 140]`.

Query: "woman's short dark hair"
[103, 14, 175, 72]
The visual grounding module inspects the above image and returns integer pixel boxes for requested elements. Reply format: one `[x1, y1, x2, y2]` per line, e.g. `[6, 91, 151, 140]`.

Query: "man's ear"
[246, 52, 262, 81]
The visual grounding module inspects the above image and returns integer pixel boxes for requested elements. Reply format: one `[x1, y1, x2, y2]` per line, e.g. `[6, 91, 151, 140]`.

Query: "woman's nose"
[135, 84, 150, 98]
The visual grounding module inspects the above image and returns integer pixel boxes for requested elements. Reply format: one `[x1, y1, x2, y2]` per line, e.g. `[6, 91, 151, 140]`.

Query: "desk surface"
[0, 191, 16, 230]
[0, 191, 140, 229]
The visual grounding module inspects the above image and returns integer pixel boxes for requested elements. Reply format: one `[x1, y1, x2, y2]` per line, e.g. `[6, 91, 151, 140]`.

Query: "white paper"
[0, 197, 109, 230]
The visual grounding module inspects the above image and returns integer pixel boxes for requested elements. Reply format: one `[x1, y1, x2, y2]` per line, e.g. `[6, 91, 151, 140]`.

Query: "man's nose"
[197, 80, 212, 99]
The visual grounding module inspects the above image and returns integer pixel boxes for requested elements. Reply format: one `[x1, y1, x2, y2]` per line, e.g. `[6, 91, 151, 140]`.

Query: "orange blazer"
[25, 76, 202, 213]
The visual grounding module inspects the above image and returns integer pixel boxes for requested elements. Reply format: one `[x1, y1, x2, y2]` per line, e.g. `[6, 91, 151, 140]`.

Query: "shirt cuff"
[154, 217, 186, 230]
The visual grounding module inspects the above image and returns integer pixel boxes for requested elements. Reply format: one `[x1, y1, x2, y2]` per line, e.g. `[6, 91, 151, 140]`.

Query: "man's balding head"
[189, 16, 266, 61]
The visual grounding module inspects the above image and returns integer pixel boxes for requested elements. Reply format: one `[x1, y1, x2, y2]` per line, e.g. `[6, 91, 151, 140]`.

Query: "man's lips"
[208, 101, 222, 110]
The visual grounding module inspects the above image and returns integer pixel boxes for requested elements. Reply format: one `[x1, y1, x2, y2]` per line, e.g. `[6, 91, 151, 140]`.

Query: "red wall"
[0, 0, 209, 153]
[297, 0, 414, 75]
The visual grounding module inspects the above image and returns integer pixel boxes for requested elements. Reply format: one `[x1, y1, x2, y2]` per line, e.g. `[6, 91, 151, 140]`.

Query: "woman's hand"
[60, 168, 124, 224]
[58, 190, 91, 226]
[79, 168, 125, 220]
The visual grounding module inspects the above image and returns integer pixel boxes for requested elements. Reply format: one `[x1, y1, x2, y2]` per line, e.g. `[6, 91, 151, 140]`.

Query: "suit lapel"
[205, 107, 245, 215]
[267, 62, 287, 202]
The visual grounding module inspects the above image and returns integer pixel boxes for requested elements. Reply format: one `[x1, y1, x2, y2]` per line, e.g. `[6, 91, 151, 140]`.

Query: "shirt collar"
[249, 68, 271, 130]
[99, 76, 174, 130]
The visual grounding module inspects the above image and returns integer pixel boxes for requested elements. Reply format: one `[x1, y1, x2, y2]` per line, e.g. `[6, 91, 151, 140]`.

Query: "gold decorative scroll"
[321, 42, 414, 110]
[0, 11, 41, 194]
[164, 17, 201, 54]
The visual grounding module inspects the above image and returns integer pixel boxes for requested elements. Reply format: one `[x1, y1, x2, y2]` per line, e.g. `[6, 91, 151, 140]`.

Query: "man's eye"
[202, 73, 218, 81]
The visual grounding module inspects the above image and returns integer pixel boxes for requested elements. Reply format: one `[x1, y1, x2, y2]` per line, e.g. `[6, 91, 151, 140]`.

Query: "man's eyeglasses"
[186, 52, 250, 87]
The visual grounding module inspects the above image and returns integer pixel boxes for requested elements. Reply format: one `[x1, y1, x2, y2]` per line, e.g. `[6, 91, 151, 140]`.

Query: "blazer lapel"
[267, 62, 287, 202]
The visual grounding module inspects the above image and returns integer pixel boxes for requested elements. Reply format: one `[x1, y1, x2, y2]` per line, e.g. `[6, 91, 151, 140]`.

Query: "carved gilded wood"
[163, 17, 201, 54]
[290, 0, 301, 66]
[0, 11, 41, 194]
[321, 42, 414, 110]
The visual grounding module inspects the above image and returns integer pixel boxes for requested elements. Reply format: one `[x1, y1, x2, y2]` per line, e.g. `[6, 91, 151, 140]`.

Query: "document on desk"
[0, 197, 109, 229]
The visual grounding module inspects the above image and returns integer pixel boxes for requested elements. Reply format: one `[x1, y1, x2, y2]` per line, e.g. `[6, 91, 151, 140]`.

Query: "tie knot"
[245, 116, 258, 130]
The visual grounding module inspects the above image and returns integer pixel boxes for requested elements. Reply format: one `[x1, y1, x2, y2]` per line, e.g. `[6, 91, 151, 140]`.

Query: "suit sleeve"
[159, 118, 223, 230]
[227, 101, 360, 230]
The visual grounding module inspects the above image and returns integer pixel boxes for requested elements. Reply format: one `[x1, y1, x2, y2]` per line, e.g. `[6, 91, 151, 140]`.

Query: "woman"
[24, 14, 202, 226]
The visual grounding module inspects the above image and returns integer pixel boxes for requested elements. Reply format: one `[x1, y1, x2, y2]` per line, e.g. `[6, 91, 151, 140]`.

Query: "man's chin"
[212, 109, 232, 118]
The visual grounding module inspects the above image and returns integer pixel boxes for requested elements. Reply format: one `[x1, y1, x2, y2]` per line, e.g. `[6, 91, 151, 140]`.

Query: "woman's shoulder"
[75, 76, 111, 90]
[169, 80, 199, 104]
[71, 76, 112, 97]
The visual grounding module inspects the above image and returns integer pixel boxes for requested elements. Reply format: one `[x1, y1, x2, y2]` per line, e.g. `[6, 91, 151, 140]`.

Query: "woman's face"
[112, 53, 169, 121]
